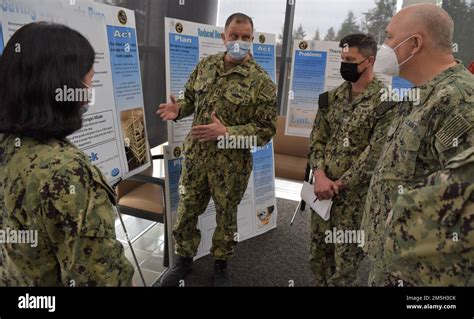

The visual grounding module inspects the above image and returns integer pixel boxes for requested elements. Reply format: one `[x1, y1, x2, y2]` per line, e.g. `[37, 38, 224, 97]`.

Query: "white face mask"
[374, 36, 416, 76]
[81, 81, 95, 114]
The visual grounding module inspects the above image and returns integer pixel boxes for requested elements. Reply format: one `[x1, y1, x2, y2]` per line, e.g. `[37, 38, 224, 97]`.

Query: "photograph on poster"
[121, 108, 148, 171]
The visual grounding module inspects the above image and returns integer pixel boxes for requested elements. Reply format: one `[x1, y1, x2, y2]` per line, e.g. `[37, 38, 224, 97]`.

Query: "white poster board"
[0, 0, 150, 184]
[163, 17, 278, 262]
[285, 40, 413, 137]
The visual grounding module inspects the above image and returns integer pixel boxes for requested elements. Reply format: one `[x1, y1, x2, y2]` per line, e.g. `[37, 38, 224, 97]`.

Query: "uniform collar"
[216, 52, 253, 77]
[353, 76, 383, 104]
[414, 60, 465, 106]
[334, 81, 352, 101]
[336, 76, 382, 104]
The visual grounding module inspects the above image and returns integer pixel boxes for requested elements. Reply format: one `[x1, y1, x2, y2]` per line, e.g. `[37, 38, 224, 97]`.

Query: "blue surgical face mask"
[226, 40, 251, 61]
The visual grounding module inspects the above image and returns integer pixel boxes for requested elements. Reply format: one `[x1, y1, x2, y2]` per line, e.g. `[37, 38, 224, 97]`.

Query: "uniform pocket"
[400, 129, 423, 151]
[344, 109, 373, 145]
[220, 88, 255, 125]
[396, 125, 426, 178]
[223, 88, 253, 106]
[348, 108, 373, 128]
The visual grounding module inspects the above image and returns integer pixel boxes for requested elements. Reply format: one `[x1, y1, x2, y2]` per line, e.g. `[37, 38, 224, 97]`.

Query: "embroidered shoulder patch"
[260, 82, 276, 101]
[435, 114, 472, 149]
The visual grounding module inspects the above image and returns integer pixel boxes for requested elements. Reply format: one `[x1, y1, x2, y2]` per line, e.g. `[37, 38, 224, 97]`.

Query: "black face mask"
[340, 58, 368, 82]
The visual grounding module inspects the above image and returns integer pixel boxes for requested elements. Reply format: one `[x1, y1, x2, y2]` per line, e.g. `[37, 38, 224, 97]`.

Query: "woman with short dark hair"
[0, 22, 134, 286]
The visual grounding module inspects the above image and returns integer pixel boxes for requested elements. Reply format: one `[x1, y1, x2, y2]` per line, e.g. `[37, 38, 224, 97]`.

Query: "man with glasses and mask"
[363, 3, 474, 286]
[308, 33, 392, 286]
[157, 13, 277, 287]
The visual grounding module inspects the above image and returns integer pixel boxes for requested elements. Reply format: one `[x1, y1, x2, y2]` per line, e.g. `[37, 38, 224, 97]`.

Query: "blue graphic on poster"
[167, 157, 183, 213]
[107, 25, 143, 108]
[253, 43, 276, 82]
[291, 50, 327, 111]
[392, 76, 413, 98]
[169, 33, 199, 96]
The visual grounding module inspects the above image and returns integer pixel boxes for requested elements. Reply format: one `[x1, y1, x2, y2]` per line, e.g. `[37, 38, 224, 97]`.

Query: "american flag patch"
[435, 114, 472, 149]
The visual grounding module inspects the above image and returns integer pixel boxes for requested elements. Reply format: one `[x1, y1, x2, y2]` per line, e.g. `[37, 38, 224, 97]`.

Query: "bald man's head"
[392, 4, 454, 53]
[379, 4, 457, 85]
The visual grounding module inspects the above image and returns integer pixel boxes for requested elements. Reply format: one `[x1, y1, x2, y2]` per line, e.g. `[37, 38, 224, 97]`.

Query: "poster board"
[0, 0, 150, 184]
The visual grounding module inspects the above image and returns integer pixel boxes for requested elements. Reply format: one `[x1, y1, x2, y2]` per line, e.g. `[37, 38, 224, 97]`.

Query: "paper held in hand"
[300, 181, 333, 221]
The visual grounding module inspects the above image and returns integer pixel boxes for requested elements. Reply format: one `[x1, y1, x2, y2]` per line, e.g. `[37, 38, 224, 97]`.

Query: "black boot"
[214, 260, 231, 287]
[159, 256, 193, 287]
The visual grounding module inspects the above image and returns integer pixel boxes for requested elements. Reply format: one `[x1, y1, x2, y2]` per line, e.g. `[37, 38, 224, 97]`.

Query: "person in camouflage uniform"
[383, 146, 474, 286]
[363, 4, 474, 286]
[308, 34, 389, 286]
[0, 22, 133, 286]
[0, 135, 134, 286]
[157, 13, 277, 286]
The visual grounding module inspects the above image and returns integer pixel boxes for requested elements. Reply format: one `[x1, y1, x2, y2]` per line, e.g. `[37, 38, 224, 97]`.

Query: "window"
[293, 0, 396, 45]
[442, 0, 474, 67]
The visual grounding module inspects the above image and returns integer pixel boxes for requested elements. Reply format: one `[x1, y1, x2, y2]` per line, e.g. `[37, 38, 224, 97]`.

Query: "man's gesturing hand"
[157, 95, 179, 121]
[190, 112, 227, 142]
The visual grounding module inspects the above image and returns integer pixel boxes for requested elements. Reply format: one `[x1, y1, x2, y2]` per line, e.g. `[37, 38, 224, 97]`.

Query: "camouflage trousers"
[173, 148, 252, 260]
[367, 243, 400, 286]
[309, 190, 365, 286]
[368, 258, 400, 286]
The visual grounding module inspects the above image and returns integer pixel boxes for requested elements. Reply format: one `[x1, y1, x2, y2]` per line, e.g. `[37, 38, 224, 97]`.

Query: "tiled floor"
[114, 177, 302, 286]
[115, 215, 166, 287]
